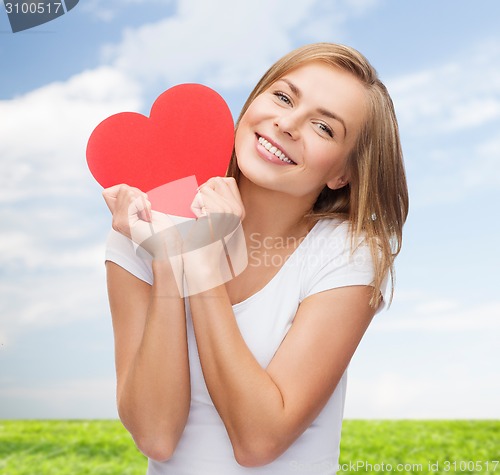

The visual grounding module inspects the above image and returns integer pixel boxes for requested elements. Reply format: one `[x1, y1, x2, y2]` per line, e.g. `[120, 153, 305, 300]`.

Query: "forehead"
[277, 62, 368, 105]
[277, 61, 362, 90]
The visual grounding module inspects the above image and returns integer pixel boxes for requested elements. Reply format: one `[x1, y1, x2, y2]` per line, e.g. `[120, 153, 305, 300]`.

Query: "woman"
[103, 43, 409, 474]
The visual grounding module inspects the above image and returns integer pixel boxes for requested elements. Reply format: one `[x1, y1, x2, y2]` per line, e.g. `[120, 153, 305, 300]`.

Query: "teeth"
[258, 137, 295, 164]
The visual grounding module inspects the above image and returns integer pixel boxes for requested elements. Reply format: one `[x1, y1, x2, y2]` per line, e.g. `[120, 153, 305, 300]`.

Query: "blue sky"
[1, 0, 499, 419]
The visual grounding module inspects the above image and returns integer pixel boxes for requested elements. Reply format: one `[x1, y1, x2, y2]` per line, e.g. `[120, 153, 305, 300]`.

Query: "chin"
[235, 139, 300, 194]
[238, 164, 298, 198]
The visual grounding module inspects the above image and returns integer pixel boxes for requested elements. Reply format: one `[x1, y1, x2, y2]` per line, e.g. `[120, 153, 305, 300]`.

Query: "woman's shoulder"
[298, 217, 379, 302]
[311, 217, 350, 235]
[306, 217, 363, 254]
[299, 217, 374, 277]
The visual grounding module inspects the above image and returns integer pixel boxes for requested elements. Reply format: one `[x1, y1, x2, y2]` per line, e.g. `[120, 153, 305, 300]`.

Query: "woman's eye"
[274, 91, 292, 105]
[317, 122, 334, 138]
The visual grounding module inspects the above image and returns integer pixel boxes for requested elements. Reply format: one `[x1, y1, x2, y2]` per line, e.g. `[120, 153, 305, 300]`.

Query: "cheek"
[234, 107, 260, 155]
[233, 129, 254, 172]
[309, 145, 348, 178]
[233, 126, 247, 158]
[309, 143, 338, 167]
[238, 96, 266, 127]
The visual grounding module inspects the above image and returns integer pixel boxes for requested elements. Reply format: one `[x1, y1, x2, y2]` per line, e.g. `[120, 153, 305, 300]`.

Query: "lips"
[256, 134, 297, 165]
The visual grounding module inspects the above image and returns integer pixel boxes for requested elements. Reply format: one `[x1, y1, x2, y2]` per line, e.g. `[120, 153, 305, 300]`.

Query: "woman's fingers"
[102, 184, 152, 238]
[101, 184, 185, 261]
[185, 178, 244, 256]
[196, 177, 245, 219]
[103, 179, 244, 258]
[221, 177, 245, 221]
[190, 189, 207, 218]
[199, 177, 234, 200]
[102, 184, 123, 213]
[130, 194, 152, 223]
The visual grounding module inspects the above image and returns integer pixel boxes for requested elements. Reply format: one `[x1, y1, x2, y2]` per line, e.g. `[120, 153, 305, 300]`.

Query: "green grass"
[0, 420, 498, 474]
[0, 420, 147, 475]
[338, 420, 500, 474]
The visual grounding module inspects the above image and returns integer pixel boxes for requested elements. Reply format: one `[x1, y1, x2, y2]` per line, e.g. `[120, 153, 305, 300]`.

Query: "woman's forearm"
[119, 259, 190, 461]
[187, 283, 289, 465]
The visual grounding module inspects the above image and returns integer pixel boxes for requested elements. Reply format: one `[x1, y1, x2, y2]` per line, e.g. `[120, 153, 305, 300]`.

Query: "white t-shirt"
[105, 218, 382, 475]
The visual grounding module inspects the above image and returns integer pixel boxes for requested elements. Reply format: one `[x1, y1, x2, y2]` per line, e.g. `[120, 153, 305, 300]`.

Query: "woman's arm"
[187, 281, 375, 467]
[183, 177, 376, 467]
[103, 185, 190, 462]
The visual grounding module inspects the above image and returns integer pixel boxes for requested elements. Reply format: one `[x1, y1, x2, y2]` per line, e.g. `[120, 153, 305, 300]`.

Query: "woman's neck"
[238, 175, 316, 241]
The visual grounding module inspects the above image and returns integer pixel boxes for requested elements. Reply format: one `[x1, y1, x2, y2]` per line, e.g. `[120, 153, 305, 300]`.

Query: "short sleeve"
[105, 229, 154, 285]
[304, 241, 374, 296]
[301, 221, 387, 312]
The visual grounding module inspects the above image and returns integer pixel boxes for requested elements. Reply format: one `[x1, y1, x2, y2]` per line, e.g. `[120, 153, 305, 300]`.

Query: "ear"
[326, 175, 349, 190]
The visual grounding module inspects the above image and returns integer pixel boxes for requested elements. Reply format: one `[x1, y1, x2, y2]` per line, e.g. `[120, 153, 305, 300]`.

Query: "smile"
[257, 136, 296, 165]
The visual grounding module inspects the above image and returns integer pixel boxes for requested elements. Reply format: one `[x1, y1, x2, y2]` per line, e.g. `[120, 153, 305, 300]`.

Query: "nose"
[274, 110, 301, 139]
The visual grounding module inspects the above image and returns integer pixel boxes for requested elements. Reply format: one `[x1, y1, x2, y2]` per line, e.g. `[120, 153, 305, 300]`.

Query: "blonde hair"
[227, 43, 409, 307]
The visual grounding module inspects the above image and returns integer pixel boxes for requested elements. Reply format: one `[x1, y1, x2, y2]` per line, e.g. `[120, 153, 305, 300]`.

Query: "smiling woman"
[229, 43, 408, 306]
[234, 62, 366, 203]
[102, 42, 408, 474]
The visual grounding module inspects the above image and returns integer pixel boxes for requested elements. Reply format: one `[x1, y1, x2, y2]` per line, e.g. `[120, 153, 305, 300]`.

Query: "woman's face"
[234, 61, 367, 200]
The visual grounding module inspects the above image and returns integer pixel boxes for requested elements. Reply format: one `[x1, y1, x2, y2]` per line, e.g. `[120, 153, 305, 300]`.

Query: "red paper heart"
[86, 83, 234, 217]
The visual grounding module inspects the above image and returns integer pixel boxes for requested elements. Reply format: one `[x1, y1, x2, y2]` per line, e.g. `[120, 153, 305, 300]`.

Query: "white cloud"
[0, 329, 8, 348]
[374, 298, 500, 333]
[414, 298, 459, 315]
[463, 136, 500, 188]
[346, 0, 382, 13]
[345, 370, 500, 418]
[445, 98, 500, 131]
[388, 41, 500, 135]
[104, 0, 309, 89]
[0, 66, 139, 346]
[0, 265, 107, 335]
[405, 143, 500, 206]
[344, 291, 500, 418]
[345, 372, 429, 418]
[389, 41, 500, 206]
[0, 206, 106, 272]
[0, 66, 141, 202]
[80, 0, 175, 22]
[0, 378, 117, 418]
[103, 0, 381, 91]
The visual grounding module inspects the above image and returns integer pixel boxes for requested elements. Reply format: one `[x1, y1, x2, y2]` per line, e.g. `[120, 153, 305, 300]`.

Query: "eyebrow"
[279, 78, 347, 137]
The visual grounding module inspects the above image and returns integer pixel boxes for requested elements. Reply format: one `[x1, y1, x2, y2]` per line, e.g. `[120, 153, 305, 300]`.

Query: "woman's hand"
[102, 184, 182, 260]
[191, 176, 245, 222]
[102, 184, 151, 238]
[182, 177, 247, 294]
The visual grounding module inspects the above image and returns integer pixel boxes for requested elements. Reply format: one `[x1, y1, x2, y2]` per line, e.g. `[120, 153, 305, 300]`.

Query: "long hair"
[227, 43, 409, 307]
